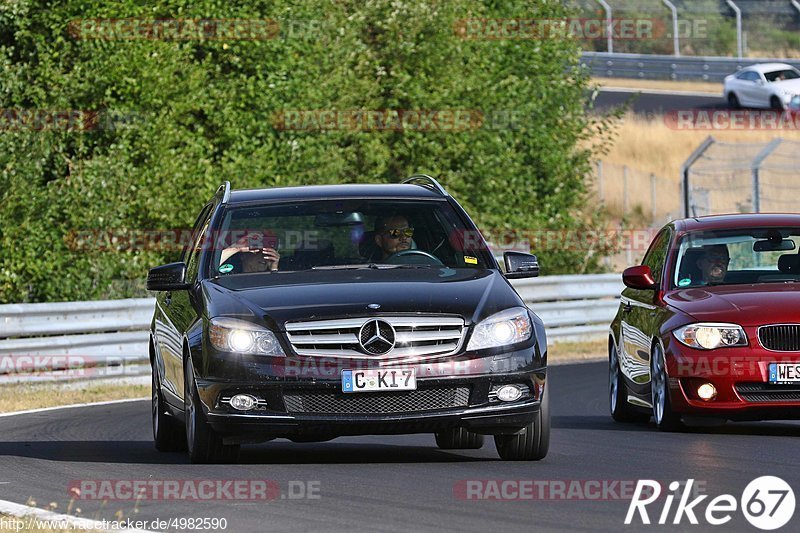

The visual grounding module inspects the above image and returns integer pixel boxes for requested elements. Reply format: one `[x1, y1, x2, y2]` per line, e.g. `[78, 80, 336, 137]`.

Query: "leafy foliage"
[0, 0, 614, 302]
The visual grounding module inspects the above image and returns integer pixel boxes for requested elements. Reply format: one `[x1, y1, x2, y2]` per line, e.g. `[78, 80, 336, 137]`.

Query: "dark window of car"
[641, 228, 672, 284]
[185, 205, 213, 283]
[735, 71, 749, 80]
[181, 204, 212, 264]
[765, 69, 800, 82]
[672, 228, 800, 288]
[209, 199, 494, 275]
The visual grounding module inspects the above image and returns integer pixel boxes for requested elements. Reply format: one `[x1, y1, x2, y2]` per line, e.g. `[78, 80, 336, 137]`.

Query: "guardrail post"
[623, 165, 629, 217]
[661, 0, 680, 57]
[650, 173, 657, 222]
[751, 138, 783, 214]
[681, 136, 715, 217]
[725, 0, 743, 59]
[596, 0, 613, 54]
[597, 160, 604, 202]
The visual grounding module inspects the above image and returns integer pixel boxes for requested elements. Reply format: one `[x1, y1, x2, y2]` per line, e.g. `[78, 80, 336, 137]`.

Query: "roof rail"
[401, 174, 448, 196]
[216, 181, 231, 204]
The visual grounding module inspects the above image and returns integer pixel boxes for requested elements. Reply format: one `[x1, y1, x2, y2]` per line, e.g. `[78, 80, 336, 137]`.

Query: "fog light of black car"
[497, 385, 523, 402]
[229, 394, 258, 411]
[697, 382, 717, 401]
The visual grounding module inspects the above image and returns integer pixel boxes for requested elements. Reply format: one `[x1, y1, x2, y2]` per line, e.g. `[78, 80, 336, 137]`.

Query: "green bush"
[0, 0, 615, 303]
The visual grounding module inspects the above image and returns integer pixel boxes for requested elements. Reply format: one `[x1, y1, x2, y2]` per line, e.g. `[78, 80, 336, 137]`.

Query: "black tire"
[727, 92, 740, 109]
[152, 367, 187, 452]
[435, 428, 484, 450]
[770, 96, 784, 110]
[609, 341, 649, 423]
[184, 357, 240, 463]
[494, 380, 549, 461]
[650, 343, 683, 432]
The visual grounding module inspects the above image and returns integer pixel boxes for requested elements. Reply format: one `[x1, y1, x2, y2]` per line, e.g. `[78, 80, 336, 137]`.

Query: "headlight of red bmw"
[673, 323, 748, 350]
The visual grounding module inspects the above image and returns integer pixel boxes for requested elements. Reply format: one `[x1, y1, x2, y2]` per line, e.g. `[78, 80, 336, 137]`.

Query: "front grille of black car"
[758, 325, 800, 352]
[283, 387, 471, 414]
[736, 383, 800, 403]
[284, 316, 465, 359]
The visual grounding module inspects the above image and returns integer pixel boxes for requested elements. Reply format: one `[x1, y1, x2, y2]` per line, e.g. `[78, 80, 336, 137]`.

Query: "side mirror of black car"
[504, 251, 540, 279]
[147, 262, 190, 291]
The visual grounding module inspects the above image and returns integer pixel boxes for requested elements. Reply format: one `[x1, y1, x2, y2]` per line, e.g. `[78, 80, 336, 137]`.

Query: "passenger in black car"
[220, 234, 280, 273]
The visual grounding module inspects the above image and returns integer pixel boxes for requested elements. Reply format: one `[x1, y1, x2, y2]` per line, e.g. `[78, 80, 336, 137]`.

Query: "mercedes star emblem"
[358, 319, 396, 355]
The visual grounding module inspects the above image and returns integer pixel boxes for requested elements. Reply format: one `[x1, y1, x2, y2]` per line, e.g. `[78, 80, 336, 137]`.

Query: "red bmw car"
[609, 214, 800, 430]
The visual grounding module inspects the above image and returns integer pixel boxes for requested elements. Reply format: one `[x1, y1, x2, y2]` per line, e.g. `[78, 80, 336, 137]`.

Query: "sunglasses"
[383, 227, 414, 238]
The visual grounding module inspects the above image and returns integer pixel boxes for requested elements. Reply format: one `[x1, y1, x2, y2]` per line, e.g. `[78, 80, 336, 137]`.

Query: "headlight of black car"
[467, 307, 532, 351]
[209, 317, 286, 356]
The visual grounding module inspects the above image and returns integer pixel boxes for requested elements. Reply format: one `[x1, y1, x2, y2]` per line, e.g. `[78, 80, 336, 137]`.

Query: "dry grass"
[548, 338, 606, 363]
[592, 77, 720, 94]
[594, 112, 800, 219]
[0, 382, 148, 413]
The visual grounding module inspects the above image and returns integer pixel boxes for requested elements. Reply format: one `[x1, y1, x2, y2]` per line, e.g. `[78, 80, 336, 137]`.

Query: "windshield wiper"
[310, 264, 379, 270]
[310, 263, 434, 271]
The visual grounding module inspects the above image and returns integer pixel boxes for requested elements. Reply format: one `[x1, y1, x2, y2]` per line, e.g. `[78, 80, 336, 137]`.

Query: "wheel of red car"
[609, 341, 649, 423]
[650, 343, 683, 432]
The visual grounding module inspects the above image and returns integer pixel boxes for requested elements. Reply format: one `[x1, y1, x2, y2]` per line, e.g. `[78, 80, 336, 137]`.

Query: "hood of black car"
[203, 268, 524, 329]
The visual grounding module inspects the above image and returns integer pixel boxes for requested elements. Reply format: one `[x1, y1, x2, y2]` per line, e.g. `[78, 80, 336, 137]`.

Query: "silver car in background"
[724, 63, 800, 109]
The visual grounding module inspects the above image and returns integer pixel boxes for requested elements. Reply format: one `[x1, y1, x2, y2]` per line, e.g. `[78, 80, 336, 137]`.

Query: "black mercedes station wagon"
[147, 175, 548, 463]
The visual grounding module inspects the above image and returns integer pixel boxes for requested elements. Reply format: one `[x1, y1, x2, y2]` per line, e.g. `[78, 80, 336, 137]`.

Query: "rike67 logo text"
[626, 477, 795, 530]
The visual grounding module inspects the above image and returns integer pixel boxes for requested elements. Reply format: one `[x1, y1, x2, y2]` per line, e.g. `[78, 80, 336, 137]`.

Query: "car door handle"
[622, 301, 632, 313]
[164, 291, 172, 306]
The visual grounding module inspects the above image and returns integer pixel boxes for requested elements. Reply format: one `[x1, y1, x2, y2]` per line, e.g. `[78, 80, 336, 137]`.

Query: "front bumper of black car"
[191, 344, 545, 443]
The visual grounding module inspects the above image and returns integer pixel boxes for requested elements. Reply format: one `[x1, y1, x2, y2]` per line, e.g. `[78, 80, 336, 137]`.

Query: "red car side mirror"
[622, 265, 657, 290]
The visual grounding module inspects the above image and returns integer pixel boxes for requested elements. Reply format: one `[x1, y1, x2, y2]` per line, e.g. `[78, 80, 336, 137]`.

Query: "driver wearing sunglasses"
[374, 215, 414, 260]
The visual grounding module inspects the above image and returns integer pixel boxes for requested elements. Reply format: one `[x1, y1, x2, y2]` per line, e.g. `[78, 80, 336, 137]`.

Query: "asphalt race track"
[594, 89, 726, 116]
[1, 362, 798, 532]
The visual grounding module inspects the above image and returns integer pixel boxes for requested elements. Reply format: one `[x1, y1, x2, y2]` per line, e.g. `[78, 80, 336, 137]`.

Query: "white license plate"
[769, 363, 800, 384]
[341, 369, 416, 393]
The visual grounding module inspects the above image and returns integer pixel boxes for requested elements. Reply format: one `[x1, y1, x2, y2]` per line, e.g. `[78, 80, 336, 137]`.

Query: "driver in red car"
[696, 244, 730, 285]
[374, 215, 414, 260]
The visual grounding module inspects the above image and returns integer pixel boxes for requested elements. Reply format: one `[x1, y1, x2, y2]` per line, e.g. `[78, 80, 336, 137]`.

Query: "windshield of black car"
[766, 69, 800, 82]
[672, 228, 800, 289]
[209, 199, 493, 275]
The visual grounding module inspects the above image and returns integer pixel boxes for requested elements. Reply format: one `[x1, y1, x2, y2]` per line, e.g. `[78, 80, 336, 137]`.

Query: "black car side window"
[641, 229, 672, 283]
[181, 204, 212, 264]
[185, 205, 213, 283]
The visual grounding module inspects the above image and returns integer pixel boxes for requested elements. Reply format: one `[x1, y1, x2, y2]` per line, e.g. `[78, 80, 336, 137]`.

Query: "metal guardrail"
[0, 274, 624, 380]
[582, 52, 800, 82]
[512, 273, 622, 341]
